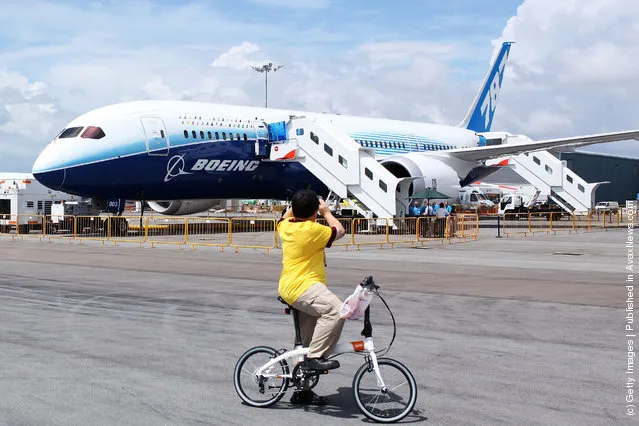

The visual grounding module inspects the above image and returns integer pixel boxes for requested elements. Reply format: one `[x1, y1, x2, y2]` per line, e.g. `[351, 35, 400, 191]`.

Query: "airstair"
[506, 150, 605, 212]
[266, 116, 410, 218]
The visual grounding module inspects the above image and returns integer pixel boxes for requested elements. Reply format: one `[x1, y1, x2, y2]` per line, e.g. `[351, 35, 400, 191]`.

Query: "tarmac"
[0, 229, 631, 425]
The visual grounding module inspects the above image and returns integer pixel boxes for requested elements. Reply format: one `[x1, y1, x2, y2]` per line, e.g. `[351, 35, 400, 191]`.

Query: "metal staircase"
[506, 150, 605, 212]
[267, 116, 409, 218]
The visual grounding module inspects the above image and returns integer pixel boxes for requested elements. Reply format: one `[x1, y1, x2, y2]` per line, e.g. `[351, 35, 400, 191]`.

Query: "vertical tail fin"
[458, 42, 513, 133]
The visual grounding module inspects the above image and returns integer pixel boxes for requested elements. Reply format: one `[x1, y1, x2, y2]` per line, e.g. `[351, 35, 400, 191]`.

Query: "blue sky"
[0, 0, 637, 172]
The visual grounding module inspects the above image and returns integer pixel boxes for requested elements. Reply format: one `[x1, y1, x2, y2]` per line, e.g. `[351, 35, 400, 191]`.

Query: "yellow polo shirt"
[277, 218, 337, 304]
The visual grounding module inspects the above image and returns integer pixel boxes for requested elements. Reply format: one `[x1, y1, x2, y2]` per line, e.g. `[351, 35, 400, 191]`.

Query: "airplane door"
[251, 120, 270, 157]
[141, 117, 169, 156]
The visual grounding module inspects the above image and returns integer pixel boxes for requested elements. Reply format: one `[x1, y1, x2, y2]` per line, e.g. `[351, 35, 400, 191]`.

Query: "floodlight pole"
[251, 62, 284, 108]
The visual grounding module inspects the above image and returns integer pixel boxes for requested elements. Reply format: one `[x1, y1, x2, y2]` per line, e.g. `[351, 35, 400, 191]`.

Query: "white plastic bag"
[340, 284, 373, 320]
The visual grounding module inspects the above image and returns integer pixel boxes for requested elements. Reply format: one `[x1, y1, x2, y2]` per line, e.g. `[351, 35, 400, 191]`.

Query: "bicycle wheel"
[352, 358, 417, 423]
[233, 346, 289, 407]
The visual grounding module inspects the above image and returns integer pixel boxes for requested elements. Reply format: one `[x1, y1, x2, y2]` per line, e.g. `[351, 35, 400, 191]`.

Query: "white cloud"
[211, 42, 264, 70]
[0, 68, 65, 139]
[491, 0, 639, 158]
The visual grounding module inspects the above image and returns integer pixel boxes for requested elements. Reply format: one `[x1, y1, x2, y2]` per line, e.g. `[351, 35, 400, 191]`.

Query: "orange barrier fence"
[0, 214, 478, 249]
[352, 218, 389, 249]
[387, 218, 419, 247]
[186, 217, 230, 249]
[416, 217, 448, 241]
[44, 214, 76, 242]
[450, 214, 479, 240]
[229, 218, 277, 253]
[143, 216, 188, 247]
[502, 211, 626, 237]
[3, 211, 631, 247]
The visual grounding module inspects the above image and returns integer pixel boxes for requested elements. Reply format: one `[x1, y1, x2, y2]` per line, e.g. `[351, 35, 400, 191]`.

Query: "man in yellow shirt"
[277, 189, 346, 404]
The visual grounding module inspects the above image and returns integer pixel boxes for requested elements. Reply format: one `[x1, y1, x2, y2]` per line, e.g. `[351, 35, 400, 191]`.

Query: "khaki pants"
[291, 283, 345, 359]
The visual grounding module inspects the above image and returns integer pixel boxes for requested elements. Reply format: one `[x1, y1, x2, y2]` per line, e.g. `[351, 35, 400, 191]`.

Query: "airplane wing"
[445, 129, 639, 162]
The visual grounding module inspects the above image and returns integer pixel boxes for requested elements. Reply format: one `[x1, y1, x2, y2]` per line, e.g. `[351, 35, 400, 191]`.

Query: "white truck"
[497, 186, 562, 217]
[457, 188, 494, 207]
[0, 174, 87, 234]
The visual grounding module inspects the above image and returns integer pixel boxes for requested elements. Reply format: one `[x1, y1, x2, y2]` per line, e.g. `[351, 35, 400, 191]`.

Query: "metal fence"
[501, 210, 626, 237]
[0, 213, 480, 250]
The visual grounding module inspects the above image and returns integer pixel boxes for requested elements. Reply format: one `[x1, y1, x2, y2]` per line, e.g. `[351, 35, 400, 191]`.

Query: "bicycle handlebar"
[361, 276, 379, 291]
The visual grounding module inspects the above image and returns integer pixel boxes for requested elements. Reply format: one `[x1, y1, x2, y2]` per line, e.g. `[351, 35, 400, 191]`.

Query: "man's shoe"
[290, 390, 329, 406]
[303, 357, 340, 371]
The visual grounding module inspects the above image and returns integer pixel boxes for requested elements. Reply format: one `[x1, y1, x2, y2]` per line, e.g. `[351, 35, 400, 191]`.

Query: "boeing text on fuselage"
[191, 159, 260, 173]
[164, 156, 260, 182]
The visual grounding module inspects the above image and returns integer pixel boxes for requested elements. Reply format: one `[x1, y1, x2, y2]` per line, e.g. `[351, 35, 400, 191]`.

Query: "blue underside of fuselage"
[34, 141, 329, 200]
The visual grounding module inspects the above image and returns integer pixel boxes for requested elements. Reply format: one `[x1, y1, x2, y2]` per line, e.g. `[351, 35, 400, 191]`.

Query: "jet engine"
[147, 200, 219, 216]
[379, 153, 463, 197]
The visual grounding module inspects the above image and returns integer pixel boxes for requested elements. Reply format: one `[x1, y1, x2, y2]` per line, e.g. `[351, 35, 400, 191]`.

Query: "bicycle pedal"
[303, 369, 329, 375]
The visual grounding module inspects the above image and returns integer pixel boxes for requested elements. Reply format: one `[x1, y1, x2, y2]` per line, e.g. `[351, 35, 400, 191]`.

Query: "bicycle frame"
[255, 304, 388, 392]
[255, 337, 387, 391]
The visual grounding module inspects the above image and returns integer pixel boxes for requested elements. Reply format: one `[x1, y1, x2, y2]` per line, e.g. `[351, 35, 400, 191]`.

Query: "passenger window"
[379, 180, 387, 192]
[208, 131, 212, 140]
[230, 133, 234, 140]
[578, 184, 585, 193]
[236, 133, 240, 140]
[364, 168, 373, 180]
[310, 132, 319, 144]
[215, 132, 219, 140]
[243, 133, 248, 141]
[184, 130, 188, 138]
[59, 127, 84, 138]
[338, 155, 347, 168]
[222, 132, 227, 140]
[545, 165, 553, 174]
[192, 130, 197, 139]
[324, 143, 333, 156]
[533, 156, 541, 165]
[200, 131, 205, 139]
[566, 175, 573, 184]
[160, 130, 165, 139]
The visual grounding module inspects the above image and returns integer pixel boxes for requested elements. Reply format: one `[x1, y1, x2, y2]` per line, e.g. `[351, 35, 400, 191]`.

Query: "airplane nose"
[33, 169, 66, 190]
[32, 143, 66, 190]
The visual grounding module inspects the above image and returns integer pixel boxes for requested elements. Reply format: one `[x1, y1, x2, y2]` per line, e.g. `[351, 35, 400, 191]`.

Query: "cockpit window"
[80, 126, 106, 139]
[58, 127, 84, 138]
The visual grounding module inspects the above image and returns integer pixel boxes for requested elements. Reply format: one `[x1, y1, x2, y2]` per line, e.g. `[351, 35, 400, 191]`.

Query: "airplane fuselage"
[32, 100, 481, 201]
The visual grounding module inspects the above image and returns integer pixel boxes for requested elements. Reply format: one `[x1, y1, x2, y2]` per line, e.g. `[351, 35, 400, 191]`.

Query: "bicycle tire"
[233, 346, 289, 407]
[352, 357, 417, 423]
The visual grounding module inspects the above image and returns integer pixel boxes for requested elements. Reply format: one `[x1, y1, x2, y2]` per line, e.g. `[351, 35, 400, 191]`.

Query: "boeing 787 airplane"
[31, 42, 639, 217]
